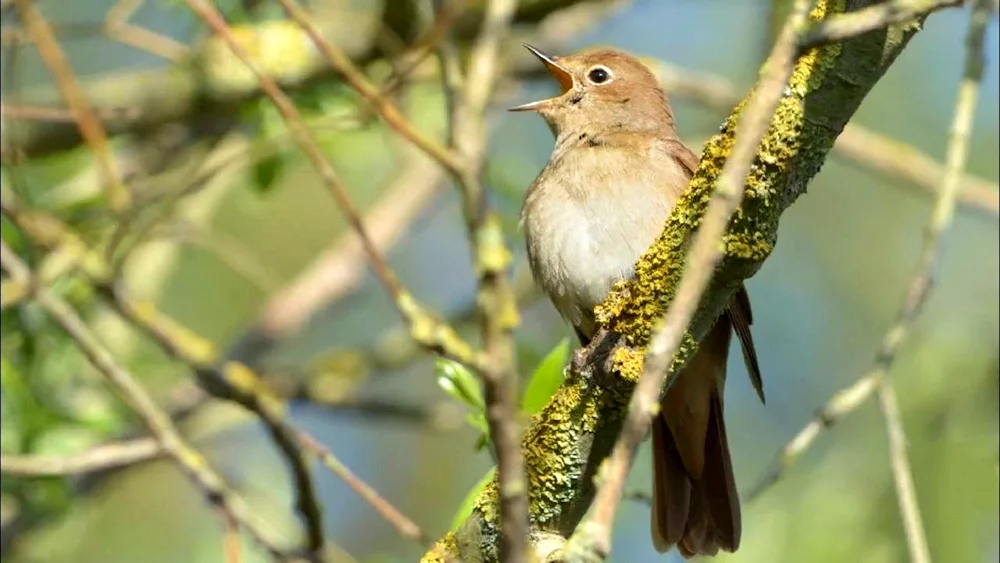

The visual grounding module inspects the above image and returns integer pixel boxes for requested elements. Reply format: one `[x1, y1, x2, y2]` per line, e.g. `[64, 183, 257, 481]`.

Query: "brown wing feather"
[726, 285, 765, 404]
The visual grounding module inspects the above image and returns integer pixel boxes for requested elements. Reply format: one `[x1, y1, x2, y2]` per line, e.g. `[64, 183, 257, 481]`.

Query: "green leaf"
[521, 338, 570, 415]
[450, 467, 495, 531]
[436, 358, 484, 411]
[251, 153, 285, 195]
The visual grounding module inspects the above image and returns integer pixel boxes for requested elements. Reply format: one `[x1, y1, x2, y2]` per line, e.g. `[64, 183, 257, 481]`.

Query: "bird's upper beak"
[508, 44, 575, 112]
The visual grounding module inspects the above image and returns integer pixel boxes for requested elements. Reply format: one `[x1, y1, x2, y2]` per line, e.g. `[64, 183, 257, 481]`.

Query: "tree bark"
[422, 1, 930, 561]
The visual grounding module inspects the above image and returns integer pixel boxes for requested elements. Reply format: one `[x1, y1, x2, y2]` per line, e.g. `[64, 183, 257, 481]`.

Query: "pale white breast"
[522, 140, 688, 337]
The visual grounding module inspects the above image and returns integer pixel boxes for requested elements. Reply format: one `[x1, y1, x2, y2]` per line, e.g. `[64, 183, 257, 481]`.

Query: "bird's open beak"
[508, 43, 575, 112]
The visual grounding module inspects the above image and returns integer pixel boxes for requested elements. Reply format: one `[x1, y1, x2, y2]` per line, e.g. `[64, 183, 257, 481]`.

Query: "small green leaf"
[466, 413, 488, 435]
[251, 153, 285, 195]
[450, 467, 495, 531]
[521, 338, 570, 415]
[435, 358, 484, 411]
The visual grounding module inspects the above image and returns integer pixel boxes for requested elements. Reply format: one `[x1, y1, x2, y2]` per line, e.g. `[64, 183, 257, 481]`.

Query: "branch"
[14, 0, 130, 212]
[0, 195, 426, 559]
[426, 0, 936, 560]
[746, 0, 991, 511]
[1, 0, 604, 160]
[296, 432, 428, 545]
[635, 60, 999, 216]
[182, 0, 487, 375]
[567, 0, 816, 557]
[0, 438, 162, 476]
[440, 0, 527, 560]
[0, 243, 291, 562]
[227, 144, 445, 367]
[269, 2, 527, 559]
[801, 0, 963, 47]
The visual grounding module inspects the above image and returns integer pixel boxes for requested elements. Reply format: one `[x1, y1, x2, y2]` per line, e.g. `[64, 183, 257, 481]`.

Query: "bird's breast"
[522, 145, 683, 335]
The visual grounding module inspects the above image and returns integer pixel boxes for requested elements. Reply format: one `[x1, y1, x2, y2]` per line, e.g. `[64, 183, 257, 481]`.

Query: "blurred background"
[1, 1, 997, 562]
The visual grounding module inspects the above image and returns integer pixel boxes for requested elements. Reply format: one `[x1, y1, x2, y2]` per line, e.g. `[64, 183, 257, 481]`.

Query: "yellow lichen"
[612, 347, 644, 383]
[428, 1, 879, 558]
[420, 532, 460, 563]
[594, 0, 846, 360]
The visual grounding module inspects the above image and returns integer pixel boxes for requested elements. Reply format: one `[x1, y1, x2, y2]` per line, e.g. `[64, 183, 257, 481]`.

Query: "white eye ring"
[586, 65, 613, 85]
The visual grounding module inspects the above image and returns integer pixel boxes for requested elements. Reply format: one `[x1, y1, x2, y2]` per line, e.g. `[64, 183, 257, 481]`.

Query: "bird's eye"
[587, 66, 611, 84]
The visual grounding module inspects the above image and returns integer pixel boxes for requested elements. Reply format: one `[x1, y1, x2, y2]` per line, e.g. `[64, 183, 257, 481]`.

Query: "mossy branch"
[425, 0, 932, 560]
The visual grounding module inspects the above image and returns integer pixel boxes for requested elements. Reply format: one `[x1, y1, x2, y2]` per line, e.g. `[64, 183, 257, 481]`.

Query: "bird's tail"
[650, 315, 741, 557]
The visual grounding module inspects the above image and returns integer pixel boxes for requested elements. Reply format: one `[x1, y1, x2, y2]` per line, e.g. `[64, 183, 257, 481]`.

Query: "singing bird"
[511, 45, 765, 557]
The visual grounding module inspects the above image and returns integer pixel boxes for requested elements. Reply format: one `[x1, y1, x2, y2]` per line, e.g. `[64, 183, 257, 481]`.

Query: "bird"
[511, 44, 765, 558]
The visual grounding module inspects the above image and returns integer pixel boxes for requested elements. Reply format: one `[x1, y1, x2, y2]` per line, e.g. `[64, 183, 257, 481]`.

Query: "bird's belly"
[526, 197, 662, 335]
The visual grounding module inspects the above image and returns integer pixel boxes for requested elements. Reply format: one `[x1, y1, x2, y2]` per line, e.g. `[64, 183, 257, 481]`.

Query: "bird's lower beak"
[508, 43, 575, 112]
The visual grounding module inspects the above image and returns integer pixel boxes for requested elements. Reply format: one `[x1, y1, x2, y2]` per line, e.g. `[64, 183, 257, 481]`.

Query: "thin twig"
[568, 1, 816, 557]
[246, 147, 443, 344]
[296, 432, 428, 546]
[801, 0, 963, 48]
[0, 103, 140, 123]
[1, 198, 425, 553]
[0, 438, 162, 476]
[0, 243, 291, 561]
[14, 0, 131, 213]
[877, 383, 930, 563]
[441, 0, 526, 560]
[640, 60, 998, 216]
[273, 0, 463, 175]
[877, 4, 989, 562]
[746, 7, 991, 543]
[103, 0, 190, 62]
[379, 0, 468, 97]
[218, 507, 245, 563]
[0, 197, 327, 558]
[182, 0, 487, 375]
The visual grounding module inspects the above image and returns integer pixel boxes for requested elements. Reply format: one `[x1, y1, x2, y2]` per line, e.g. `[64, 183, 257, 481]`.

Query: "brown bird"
[511, 44, 765, 557]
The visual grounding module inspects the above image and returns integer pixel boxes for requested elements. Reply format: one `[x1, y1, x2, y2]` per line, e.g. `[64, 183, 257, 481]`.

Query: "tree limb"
[423, 1, 935, 560]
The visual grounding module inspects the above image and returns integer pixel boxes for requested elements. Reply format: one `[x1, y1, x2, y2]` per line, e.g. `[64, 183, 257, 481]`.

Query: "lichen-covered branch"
[566, 0, 818, 557]
[424, 0, 933, 560]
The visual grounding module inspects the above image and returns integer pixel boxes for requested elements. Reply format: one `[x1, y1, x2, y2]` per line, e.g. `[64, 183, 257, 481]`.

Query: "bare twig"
[877, 383, 929, 563]
[440, 0, 527, 559]
[0, 438, 162, 476]
[0, 197, 327, 558]
[0, 243, 290, 561]
[218, 507, 245, 563]
[183, 0, 487, 375]
[0, 103, 140, 123]
[296, 432, 428, 546]
[14, 0, 131, 213]
[801, 0, 963, 48]
[876, 4, 989, 562]
[103, 0, 190, 62]
[640, 61, 998, 216]
[567, 2, 816, 556]
[246, 148, 443, 344]
[274, 0, 463, 175]
[746, 9, 991, 548]
[0, 197, 425, 554]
